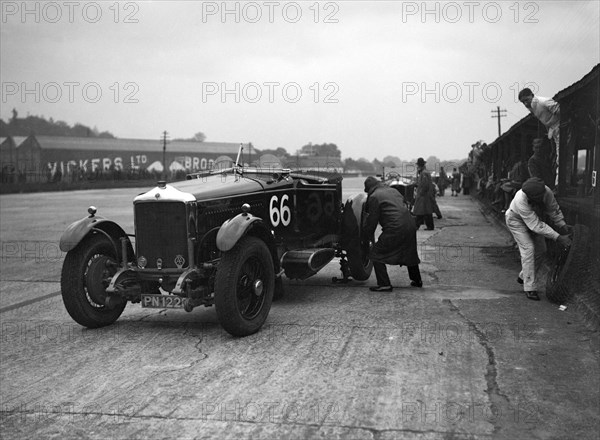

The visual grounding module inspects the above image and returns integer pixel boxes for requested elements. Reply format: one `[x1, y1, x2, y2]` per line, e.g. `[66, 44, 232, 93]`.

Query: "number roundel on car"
[269, 194, 292, 227]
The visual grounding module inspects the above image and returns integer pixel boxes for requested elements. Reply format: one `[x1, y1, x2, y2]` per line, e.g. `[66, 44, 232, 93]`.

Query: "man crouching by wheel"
[505, 177, 572, 301]
[362, 176, 423, 292]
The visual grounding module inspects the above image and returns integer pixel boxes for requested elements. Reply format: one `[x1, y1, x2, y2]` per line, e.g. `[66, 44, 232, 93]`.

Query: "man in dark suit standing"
[413, 157, 435, 230]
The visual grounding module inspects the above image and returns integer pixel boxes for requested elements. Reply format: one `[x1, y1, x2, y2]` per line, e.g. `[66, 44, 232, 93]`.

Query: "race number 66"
[269, 194, 291, 227]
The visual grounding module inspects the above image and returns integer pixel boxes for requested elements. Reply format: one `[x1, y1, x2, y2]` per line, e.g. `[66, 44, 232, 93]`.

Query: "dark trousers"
[432, 199, 442, 218]
[415, 214, 434, 229]
[374, 262, 422, 286]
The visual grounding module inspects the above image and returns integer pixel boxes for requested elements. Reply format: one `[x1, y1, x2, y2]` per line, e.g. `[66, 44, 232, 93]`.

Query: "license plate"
[141, 294, 184, 309]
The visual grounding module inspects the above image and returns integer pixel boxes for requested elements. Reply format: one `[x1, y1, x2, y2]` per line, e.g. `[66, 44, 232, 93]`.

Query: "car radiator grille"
[135, 202, 189, 269]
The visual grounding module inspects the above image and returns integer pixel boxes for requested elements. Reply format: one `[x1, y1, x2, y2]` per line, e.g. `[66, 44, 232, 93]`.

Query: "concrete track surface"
[1, 178, 598, 440]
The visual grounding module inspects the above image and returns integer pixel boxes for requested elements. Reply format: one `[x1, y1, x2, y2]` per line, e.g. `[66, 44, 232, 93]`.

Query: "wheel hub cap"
[86, 255, 113, 305]
[252, 279, 264, 297]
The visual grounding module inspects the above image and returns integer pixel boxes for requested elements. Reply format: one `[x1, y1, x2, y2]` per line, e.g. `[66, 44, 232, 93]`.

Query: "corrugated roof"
[554, 64, 599, 101]
[34, 136, 244, 154]
[13, 136, 28, 147]
[488, 114, 538, 148]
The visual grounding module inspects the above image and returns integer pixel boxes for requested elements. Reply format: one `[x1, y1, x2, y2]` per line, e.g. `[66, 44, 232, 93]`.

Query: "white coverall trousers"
[505, 212, 547, 292]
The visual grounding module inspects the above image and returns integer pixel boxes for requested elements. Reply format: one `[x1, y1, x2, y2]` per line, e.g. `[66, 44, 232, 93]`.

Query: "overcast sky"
[1, 1, 598, 161]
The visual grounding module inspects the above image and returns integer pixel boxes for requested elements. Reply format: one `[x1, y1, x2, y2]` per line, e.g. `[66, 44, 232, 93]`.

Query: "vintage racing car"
[59, 149, 373, 337]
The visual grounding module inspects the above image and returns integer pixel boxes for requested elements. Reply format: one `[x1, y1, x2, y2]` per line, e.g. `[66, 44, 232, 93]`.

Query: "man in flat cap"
[363, 176, 422, 291]
[505, 177, 572, 300]
[413, 157, 435, 230]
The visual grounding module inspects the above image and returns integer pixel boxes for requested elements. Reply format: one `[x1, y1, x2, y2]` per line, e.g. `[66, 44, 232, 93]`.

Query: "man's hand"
[558, 224, 573, 236]
[556, 235, 572, 248]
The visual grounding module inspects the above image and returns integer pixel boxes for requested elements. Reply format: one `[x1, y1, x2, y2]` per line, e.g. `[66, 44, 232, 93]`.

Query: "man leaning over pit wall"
[519, 88, 560, 186]
[505, 177, 572, 301]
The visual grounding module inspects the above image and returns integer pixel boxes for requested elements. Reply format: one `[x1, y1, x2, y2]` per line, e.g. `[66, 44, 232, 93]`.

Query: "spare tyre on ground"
[546, 224, 591, 303]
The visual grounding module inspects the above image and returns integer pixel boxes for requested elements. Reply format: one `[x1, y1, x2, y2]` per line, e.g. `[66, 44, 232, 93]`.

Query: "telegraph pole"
[491, 106, 507, 137]
[161, 130, 169, 180]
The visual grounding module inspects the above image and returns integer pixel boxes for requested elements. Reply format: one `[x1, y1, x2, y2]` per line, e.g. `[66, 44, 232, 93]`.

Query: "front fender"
[60, 216, 129, 253]
[216, 213, 264, 252]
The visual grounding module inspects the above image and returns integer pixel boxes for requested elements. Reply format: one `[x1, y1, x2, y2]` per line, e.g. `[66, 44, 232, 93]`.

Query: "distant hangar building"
[0, 135, 245, 182]
[1, 135, 345, 183]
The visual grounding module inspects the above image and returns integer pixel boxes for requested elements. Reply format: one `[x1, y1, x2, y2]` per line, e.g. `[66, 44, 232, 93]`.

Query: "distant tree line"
[0, 110, 467, 174]
[0, 109, 115, 138]
[173, 132, 206, 142]
[256, 142, 466, 175]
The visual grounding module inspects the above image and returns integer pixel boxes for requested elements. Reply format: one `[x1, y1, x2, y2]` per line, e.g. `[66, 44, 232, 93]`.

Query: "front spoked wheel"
[60, 234, 126, 328]
[214, 236, 274, 336]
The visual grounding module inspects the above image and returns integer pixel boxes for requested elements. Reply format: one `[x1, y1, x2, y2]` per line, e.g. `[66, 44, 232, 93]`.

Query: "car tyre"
[214, 236, 274, 336]
[61, 234, 126, 328]
[341, 196, 373, 281]
[545, 224, 590, 303]
[346, 238, 374, 281]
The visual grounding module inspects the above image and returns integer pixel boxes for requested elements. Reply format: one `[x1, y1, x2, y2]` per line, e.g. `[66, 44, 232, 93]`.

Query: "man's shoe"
[410, 281, 423, 288]
[426, 227, 434, 230]
[525, 291, 540, 301]
[369, 285, 393, 292]
[437, 215, 442, 219]
[517, 277, 524, 284]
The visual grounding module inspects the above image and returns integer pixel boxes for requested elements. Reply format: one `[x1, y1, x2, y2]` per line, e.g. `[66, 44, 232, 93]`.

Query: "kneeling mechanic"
[363, 176, 423, 292]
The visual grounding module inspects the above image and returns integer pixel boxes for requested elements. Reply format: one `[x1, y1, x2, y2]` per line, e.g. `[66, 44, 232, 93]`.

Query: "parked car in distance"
[380, 166, 416, 211]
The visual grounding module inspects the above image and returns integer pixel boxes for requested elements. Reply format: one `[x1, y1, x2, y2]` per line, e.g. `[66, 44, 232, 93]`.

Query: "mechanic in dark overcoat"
[363, 176, 423, 292]
[413, 157, 435, 230]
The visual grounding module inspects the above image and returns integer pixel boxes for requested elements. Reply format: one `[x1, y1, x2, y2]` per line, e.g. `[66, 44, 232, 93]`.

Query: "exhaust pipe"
[281, 248, 336, 280]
